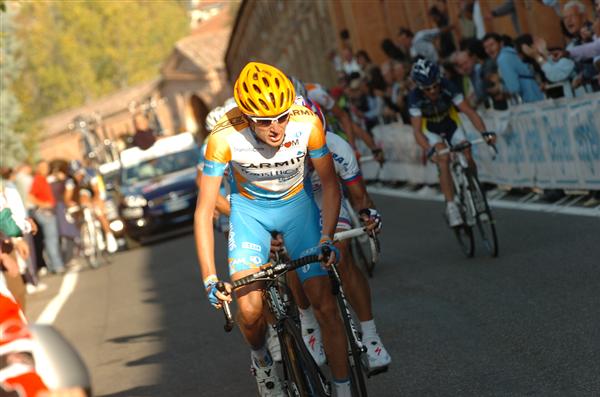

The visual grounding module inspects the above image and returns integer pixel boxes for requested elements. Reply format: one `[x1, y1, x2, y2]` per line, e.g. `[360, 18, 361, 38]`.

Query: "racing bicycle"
[435, 137, 499, 258]
[219, 254, 331, 397]
[66, 205, 109, 268]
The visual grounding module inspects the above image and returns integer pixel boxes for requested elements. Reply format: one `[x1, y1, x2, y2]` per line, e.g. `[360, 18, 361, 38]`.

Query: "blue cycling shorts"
[227, 187, 328, 283]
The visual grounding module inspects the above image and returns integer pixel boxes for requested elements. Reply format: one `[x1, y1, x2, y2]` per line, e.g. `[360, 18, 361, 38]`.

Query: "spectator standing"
[396, 28, 415, 59]
[28, 161, 65, 275]
[48, 162, 79, 265]
[485, 0, 522, 35]
[483, 33, 544, 103]
[563, 0, 599, 92]
[410, 27, 442, 62]
[381, 38, 407, 63]
[452, 50, 486, 106]
[340, 47, 362, 76]
[0, 168, 42, 296]
[132, 111, 156, 150]
[458, 0, 477, 41]
[429, 2, 457, 59]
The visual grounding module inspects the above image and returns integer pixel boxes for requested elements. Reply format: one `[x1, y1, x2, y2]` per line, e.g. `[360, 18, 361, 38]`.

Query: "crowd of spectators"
[326, 0, 599, 205]
[0, 159, 99, 308]
[329, 0, 599, 130]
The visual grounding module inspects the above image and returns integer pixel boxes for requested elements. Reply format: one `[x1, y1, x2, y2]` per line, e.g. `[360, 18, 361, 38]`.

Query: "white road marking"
[368, 186, 600, 218]
[36, 270, 79, 324]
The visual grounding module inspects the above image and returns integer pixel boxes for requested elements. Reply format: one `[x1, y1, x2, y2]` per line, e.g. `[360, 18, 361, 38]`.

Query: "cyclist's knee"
[236, 291, 264, 327]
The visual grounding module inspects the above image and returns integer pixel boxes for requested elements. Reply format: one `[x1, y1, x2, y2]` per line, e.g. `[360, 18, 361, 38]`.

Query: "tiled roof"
[174, 29, 231, 73]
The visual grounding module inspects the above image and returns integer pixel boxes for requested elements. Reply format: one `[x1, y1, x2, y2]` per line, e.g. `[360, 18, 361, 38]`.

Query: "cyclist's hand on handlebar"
[372, 148, 385, 165]
[425, 146, 437, 163]
[318, 236, 340, 267]
[205, 278, 232, 309]
[482, 131, 497, 144]
[359, 208, 382, 233]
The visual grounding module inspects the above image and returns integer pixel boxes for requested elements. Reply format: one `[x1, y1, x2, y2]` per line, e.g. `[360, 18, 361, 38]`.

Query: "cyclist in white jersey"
[195, 62, 352, 397]
[277, 95, 392, 372]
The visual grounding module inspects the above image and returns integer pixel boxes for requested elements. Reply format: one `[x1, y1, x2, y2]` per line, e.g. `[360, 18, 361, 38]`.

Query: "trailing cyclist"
[278, 92, 392, 373]
[194, 62, 352, 397]
[65, 160, 118, 254]
[408, 58, 496, 227]
[294, 78, 385, 164]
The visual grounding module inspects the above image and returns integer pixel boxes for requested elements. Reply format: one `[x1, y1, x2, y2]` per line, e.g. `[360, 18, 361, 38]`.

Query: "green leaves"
[13, 0, 188, 127]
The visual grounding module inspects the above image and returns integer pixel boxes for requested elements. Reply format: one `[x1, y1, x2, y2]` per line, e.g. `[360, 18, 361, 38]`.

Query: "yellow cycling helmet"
[233, 62, 295, 117]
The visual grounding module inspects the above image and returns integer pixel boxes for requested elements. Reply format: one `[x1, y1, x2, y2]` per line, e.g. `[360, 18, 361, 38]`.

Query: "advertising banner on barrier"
[364, 94, 600, 190]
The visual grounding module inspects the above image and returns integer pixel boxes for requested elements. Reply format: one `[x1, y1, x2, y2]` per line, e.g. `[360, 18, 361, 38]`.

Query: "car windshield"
[122, 148, 199, 184]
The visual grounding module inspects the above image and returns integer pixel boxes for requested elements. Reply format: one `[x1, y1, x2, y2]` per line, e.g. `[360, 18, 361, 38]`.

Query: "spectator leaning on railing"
[562, 0, 599, 93]
[483, 32, 544, 103]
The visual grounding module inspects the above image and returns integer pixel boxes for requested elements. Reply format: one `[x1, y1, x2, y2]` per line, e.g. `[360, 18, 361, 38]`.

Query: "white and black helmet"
[204, 97, 237, 132]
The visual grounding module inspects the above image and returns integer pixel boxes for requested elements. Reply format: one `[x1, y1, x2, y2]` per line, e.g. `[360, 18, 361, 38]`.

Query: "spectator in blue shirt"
[483, 33, 544, 103]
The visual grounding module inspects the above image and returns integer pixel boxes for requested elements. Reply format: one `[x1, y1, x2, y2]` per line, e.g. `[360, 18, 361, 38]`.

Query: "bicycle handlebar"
[434, 137, 498, 157]
[219, 254, 319, 332]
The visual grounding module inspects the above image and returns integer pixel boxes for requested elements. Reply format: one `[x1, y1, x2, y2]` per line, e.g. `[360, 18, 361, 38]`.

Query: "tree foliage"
[13, 0, 189, 125]
[1, 2, 27, 167]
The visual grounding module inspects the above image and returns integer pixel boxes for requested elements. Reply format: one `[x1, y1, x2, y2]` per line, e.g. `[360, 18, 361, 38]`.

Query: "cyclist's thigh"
[280, 192, 327, 284]
[228, 198, 271, 277]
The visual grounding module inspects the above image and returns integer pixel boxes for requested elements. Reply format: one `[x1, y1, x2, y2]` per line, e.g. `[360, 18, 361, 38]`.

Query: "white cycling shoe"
[363, 336, 391, 374]
[302, 326, 326, 366]
[446, 202, 464, 227]
[251, 354, 284, 397]
[106, 233, 118, 253]
[266, 326, 282, 362]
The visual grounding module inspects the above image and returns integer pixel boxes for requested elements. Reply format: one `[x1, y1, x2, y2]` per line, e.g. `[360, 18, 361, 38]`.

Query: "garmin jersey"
[408, 78, 464, 135]
[203, 105, 329, 201]
[311, 131, 361, 195]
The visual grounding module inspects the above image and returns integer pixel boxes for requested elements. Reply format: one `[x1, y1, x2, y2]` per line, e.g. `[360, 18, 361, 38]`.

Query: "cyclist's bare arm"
[456, 101, 487, 134]
[194, 173, 231, 300]
[312, 155, 341, 239]
[196, 170, 231, 216]
[411, 115, 429, 150]
[345, 180, 375, 212]
[64, 186, 77, 207]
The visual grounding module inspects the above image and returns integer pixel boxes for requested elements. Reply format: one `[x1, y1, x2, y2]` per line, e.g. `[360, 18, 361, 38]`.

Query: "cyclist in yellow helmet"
[194, 62, 352, 396]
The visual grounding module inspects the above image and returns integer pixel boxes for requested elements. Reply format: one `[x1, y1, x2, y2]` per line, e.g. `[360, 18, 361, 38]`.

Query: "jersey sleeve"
[328, 133, 362, 185]
[407, 89, 422, 117]
[203, 134, 231, 177]
[197, 143, 207, 172]
[307, 119, 330, 159]
[307, 84, 336, 111]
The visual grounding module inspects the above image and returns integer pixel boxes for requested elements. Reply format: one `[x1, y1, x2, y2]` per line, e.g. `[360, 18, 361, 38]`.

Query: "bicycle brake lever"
[217, 282, 234, 333]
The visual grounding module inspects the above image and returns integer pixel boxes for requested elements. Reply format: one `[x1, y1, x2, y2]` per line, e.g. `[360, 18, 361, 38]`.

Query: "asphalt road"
[26, 195, 600, 397]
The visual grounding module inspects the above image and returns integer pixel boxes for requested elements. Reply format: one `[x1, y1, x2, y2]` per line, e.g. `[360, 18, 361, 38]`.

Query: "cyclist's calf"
[234, 282, 268, 349]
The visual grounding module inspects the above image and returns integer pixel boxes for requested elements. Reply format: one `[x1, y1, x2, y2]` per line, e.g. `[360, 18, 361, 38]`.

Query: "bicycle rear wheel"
[467, 173, 499, 257]
[280, 318, 331, 397]
[81, 222, 100, 269]
[453, 225, 474, 258]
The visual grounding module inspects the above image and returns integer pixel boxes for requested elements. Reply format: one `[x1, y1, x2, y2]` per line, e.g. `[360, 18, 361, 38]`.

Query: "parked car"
[116, 132, 200, 246]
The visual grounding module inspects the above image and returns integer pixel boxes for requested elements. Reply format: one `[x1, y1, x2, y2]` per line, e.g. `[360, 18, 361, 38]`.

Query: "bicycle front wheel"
[81, 222, 100, 269]
[467, 173, 499, 257]
[280, 318, 331, 397]
[350, 237, 375, 278]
